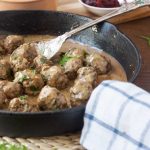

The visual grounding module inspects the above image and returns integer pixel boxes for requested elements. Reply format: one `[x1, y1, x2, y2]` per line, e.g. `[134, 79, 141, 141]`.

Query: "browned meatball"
[65, 48, 85, 59]
[33, 55, 52, 72]
[64, 58, 83, 80]
[3, 81, 23, 99]
[9, 97, 39, 112]
[77, 67, 98, 87]
[0, 40, 6, 55]
[0, 80, 7, 89]
[86, 53, 111, 75]
[4, 35, 24, 54]
[70, 80, 93, 106]
[38, 85, 68, 110]
[10, 43, 38, 72]
[0, 90, 7, 108]
[41, 65, 68, 90]
[14, 69, 44, 95]
[0, 59, 12, 80]
[0, 80, 22, 99]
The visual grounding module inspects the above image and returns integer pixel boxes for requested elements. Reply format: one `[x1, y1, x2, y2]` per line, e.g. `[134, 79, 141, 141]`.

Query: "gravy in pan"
[25, 35, 127, 81]
[0, 35, 127, 112]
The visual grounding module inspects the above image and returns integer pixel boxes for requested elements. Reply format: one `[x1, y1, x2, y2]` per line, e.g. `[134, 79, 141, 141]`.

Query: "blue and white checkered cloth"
[80, 80, 150, 150]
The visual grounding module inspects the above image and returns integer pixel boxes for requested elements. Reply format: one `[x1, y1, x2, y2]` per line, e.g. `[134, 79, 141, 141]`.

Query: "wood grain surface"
[58, 0, 150, 92]
[117, 18, 150, 92]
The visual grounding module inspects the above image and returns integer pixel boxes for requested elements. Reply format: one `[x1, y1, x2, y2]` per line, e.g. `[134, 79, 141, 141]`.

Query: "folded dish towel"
[80, 80, 150, 150]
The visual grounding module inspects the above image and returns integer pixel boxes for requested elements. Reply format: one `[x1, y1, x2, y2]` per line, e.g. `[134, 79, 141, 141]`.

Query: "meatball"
[4, 35, 24, 54]
[14, 69, 44, 95]
[10, 43, 38, 72]
[2, 81, 23, 99]
[0, 59, 12, 80]
[86, 53, 111, 75]
[41, 65, 68, 90]
[65, 48, 85, 59]
[9, 97, 39, 112]
[0, 80, 22, 99]
[38, 85, 68, 110]
[70, 80, 93, 106]
[0, 40, 6, 55]
[0, 90, 7, 108]
[34, 55, 52, 72]
[0, 80, 7, 89]
[77, 67, 97, 86]
[64, 58, 83, 80]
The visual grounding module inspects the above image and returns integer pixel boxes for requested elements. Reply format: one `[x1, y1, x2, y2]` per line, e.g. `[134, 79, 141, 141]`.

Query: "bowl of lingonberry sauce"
[79, 0, 121, 16]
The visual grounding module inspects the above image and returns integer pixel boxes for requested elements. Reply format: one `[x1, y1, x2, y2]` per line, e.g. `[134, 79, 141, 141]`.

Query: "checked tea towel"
[80, 80, 150, 150]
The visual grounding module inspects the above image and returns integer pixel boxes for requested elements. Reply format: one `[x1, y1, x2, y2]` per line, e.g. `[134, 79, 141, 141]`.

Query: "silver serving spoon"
[36, 2, 149, 59]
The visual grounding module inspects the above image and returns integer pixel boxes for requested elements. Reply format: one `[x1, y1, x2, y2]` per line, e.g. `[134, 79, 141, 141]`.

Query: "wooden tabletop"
[58, 0, 150, 92]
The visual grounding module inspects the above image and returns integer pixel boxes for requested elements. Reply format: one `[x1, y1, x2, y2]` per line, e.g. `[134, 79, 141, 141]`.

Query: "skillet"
[0, 10, 141, 137]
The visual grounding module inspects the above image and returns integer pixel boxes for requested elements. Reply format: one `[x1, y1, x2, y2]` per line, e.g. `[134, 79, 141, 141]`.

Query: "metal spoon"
[36, 2, 149, 59]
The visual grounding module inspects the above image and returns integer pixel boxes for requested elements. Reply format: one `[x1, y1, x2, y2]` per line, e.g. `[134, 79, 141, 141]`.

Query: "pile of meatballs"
[0, 35, 111, 112]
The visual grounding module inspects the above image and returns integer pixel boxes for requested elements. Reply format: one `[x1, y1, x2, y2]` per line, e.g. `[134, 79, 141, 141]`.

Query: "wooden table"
[58, 0, 150, 92]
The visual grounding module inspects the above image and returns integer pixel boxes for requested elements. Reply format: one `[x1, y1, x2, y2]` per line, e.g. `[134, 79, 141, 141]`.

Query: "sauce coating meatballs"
[77, 66, 98, 87]
[64, 58, 83, 80]
[4, 35, 24, 54]
[0, 59, 12, 80]
[34, 55, 52, 72]
[86, 53, 111, 75]
[0, 81, 23, 99]
[0, 35, 126, 112]
[65, 48, 85, 59]
[70, 80, 93, 106]
[9, 97, 39, 112]
[38, 85, 68, 110]
[0, 40, 6, 55]
[0, 90, 7, 108]
[14, 69, 44, 95]
[41, 65, 68, 90]
[10, 43, 38, 72]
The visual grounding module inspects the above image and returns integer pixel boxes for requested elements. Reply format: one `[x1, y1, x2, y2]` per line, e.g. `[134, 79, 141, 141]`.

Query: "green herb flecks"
[59, 55, 73, 66]
[19, 95, 28, 101]
[59, 54, 80, 66]
[19, 75, 29, 83]
[141, 36, 150, 46]
[0, 142, 27, 150]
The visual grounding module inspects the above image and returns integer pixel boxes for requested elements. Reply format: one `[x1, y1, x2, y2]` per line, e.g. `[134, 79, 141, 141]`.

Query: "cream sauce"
[1, 35, 127, 109]
[24, 35, 127, 105]
[24, 35, 127, 82]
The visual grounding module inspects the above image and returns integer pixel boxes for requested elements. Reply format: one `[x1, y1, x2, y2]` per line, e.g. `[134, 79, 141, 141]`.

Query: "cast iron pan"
[0, 10, 141, 137]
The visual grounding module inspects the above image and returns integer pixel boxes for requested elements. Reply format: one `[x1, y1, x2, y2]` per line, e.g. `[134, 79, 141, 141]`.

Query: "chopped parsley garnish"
[59, 53, 80, 66]
[0, 142, 27, 150]
[19, 95, 28, 101]
[18, 75, 29, 83]
[59, 55, 73, 66]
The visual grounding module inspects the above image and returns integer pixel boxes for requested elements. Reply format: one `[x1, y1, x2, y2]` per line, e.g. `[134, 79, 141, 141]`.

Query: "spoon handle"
[66, 3, 149, 37]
